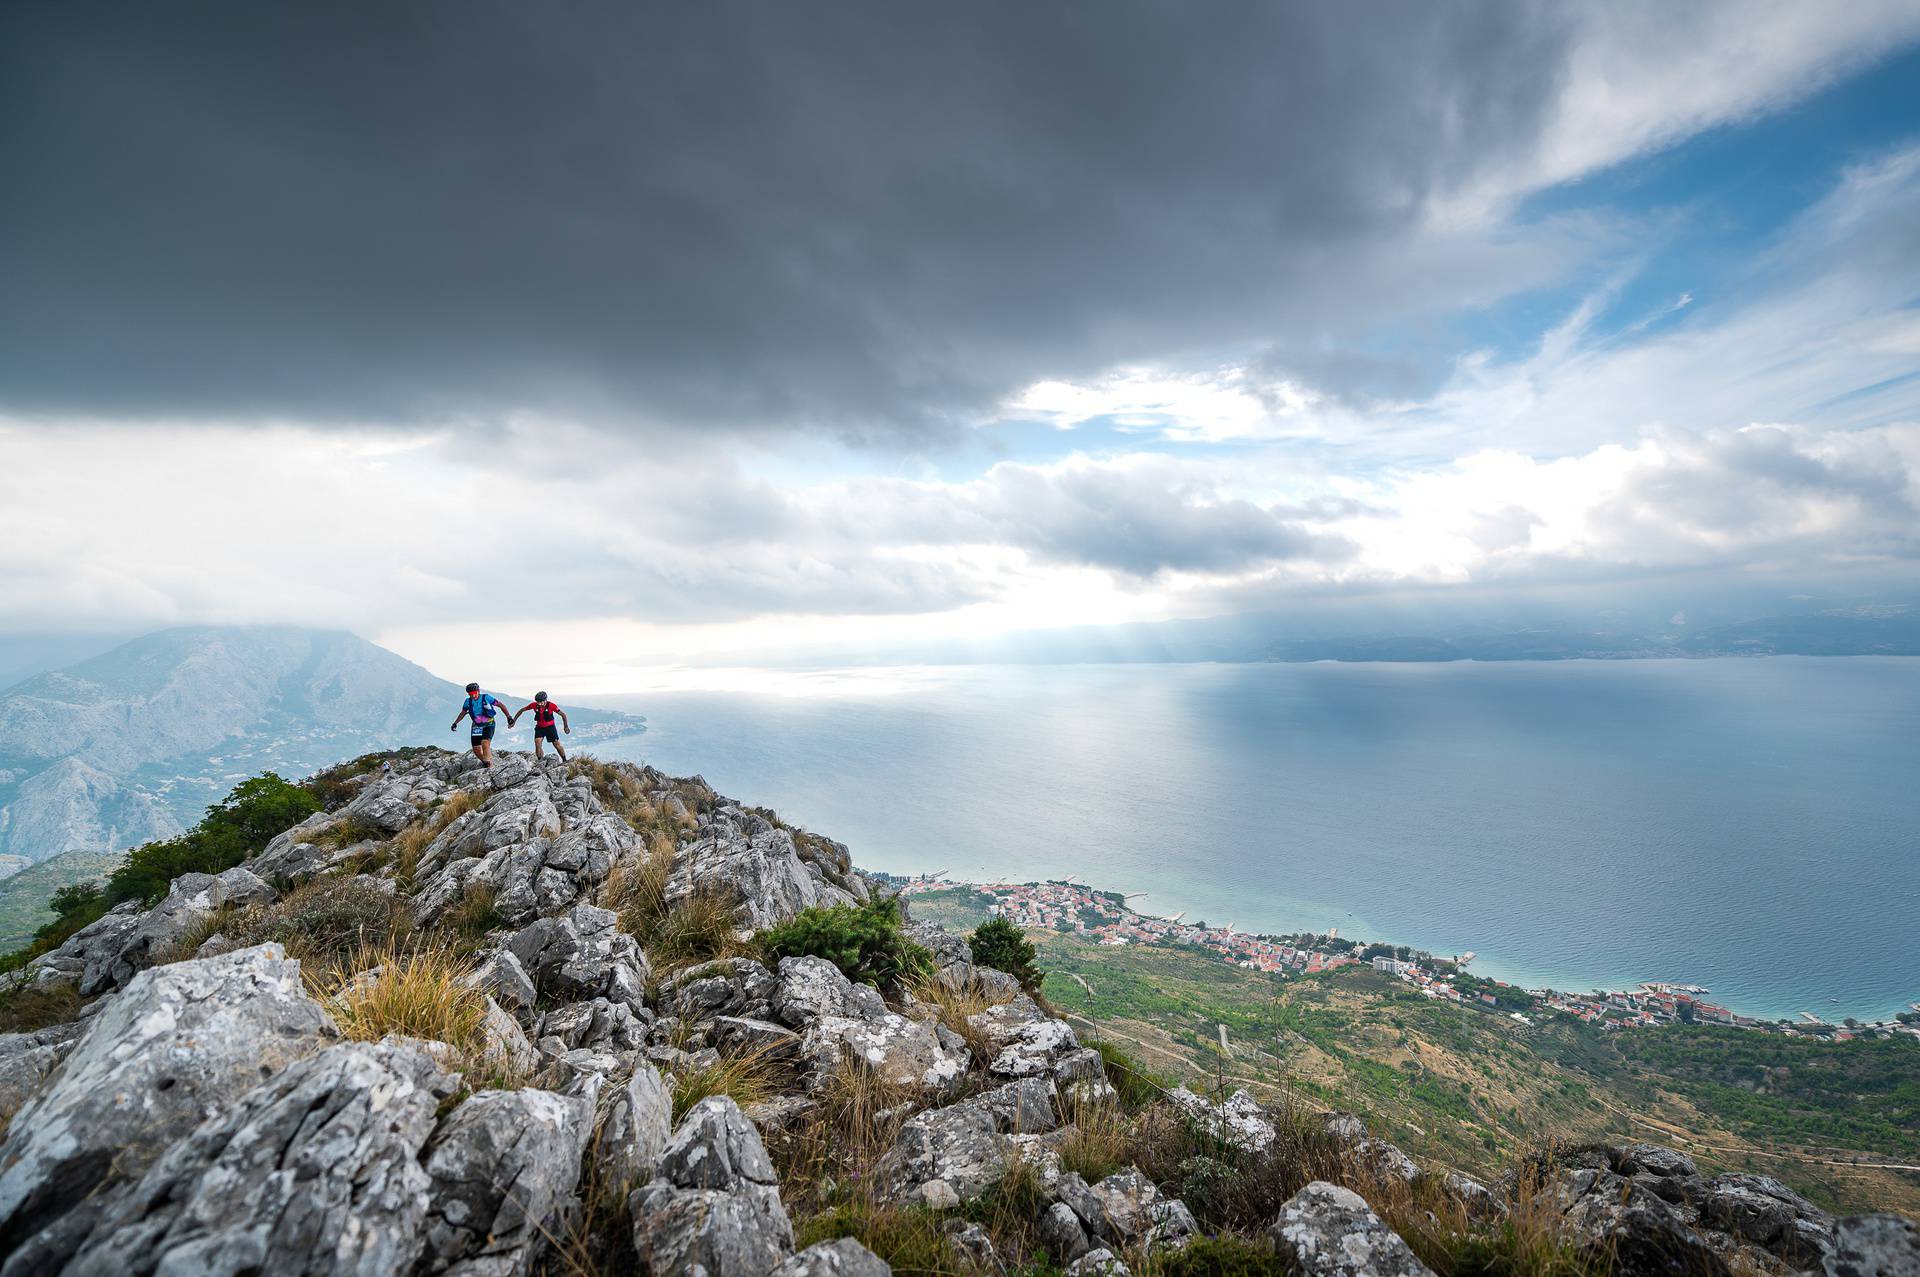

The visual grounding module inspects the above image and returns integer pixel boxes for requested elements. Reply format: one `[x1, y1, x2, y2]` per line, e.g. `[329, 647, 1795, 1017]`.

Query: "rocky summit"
[0, 749, 1911, 1277]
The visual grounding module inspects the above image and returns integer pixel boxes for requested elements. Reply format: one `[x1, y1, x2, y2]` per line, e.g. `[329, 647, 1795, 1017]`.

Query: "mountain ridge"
[0, 625, 642, 867]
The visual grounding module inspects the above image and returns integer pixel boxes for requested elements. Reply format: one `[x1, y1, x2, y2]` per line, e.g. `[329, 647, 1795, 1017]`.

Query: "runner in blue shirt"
[450, 682, 507, 768]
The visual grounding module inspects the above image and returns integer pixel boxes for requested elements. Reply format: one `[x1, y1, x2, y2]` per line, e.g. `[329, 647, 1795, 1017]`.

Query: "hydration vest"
[466, 693, 497, 724]
[533, 701, 557, 728]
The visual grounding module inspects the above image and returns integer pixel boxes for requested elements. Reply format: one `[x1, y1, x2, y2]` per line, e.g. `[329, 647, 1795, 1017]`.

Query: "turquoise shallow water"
[591, 658, 1920, 1021]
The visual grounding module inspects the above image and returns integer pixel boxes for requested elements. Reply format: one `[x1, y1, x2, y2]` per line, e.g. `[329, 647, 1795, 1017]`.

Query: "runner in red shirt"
[509, 691, 570, 761]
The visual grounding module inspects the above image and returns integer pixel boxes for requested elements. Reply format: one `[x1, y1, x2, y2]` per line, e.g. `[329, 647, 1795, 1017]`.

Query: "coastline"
[891, 874, 1920, 1041]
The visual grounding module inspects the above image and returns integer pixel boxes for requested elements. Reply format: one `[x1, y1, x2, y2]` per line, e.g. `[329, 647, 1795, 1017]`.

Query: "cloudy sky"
[4, 2, 1920, 688]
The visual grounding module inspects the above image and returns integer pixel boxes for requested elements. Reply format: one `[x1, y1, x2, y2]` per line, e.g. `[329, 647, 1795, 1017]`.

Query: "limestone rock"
[1699, 1172, 1834, 1266]
[942, 1220, 998, 1269]
[0, 1026, 79, 1119]
[539, 997, 650, 1054]
[663, 958, 780, 1023]
[770, 1238, 892, 1277]
[421, 1087, 594, 1275]
[23, 902, 141, 992]
[1054, 1169, 1194, 1250]
[1825, 1214, 1919, 1277]
[0, 944, 338, 1266]
[1541, 1168, 1731, 1277]
[599, 1062, 673, 1188]
[878, 1078, 1059, 1202]
[506, 903, 648, 1008]
[1443, 1170, 1505, 1222]
[463, 948, 538, 1015]
[1166, 1087, 1276, 1155]
[773, 956, 886, 1028]
[478, 997, 541, 1076]
[1039, 1201, 1093, 1263]
[805, 1010, 968, 1100]
[670, 824, 839, 931]
[61, 1040, 455, 1277]
[966, 995, 1079, 1078]
[630, 1096, 794, 1277]
[1269, 1181, 1436, 1277]
[1066, 1248, 1131, 1277]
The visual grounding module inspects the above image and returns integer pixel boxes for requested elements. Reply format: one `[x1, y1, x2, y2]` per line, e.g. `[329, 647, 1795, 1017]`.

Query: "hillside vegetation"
[909, 887, 1920, 1217]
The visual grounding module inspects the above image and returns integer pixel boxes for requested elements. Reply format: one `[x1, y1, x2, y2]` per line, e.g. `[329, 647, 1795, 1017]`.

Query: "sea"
[589, 658, 1920, 1023]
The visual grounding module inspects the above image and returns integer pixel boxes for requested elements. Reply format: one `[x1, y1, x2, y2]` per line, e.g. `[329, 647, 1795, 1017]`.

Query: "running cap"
[465, 682, 480, 692]
[535, 691, 548, 701]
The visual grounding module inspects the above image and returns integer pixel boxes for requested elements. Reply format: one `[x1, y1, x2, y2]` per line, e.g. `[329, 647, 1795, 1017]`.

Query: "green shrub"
[1090, 1039, 1171, 1110]
[0, 772, 320, 972]
[795, 1201, 958, 1277]
[969, 916, 1044, 992]
[1150, 1235, 1291, 1277]
[756, 897, 933, 990]
[105, 773, 320, 907]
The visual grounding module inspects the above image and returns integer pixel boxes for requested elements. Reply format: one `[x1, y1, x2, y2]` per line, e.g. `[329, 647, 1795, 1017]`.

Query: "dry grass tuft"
[435, 789, 483, 828]
[1058, 1097, 1135, 1183]
[212, 876, 415, 966]
[669, 1046, 785, 1123]
[906, 976, 997, 1064]
[0, 981, 85, 1034]
[441, 883, 504, 945]
[602, 852, 750, 975]
[314, 943, 529, 1090]
[320, 944, 487, 1046]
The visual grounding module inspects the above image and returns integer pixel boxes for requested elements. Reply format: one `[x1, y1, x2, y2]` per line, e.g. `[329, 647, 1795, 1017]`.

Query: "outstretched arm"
[451, 706, 471, 731]
[558, 708, 571, 733]
[509, 701, 536, 726]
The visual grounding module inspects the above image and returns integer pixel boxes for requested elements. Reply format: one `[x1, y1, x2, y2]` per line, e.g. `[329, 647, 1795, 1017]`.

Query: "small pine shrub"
[756, 897, 933, 990]
[969, 916, 1044, 992]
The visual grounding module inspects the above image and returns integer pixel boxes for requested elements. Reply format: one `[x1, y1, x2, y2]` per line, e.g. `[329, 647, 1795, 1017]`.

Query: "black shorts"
[470, 722, 495, 743]
[535, 725, 560, 743]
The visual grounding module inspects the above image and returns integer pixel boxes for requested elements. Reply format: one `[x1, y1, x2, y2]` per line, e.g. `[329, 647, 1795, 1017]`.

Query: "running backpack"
[467, 693, 496, 723]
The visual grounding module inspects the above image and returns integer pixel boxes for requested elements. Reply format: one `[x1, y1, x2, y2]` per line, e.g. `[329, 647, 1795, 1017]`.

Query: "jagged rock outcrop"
[772, 1238, 891, 1277]
[1055, 1169, 1197, 1251]
[631, 1096, 795, 1277]
[1271, 1182, 1437, 1277]
[878, 1076, 1061, 1203]
[0, 747, 1906, 1277]
[0, 943, 339, 1269]
[1167, 1086, 1276, 1154]
[1826, 1214, 1919, 1277]
[63, 1040, 456, 1277]
[599, 1060, 674, 1189]
[421, 1087, 594, 1275]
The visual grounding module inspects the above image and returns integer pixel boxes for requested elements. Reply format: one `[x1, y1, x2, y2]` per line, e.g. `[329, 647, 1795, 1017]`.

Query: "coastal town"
[889, 875, 1920, 1043]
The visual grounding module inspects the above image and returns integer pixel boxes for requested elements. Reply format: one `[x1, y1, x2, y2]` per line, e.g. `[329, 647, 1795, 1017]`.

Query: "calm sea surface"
[591, 659, 1920, 1021]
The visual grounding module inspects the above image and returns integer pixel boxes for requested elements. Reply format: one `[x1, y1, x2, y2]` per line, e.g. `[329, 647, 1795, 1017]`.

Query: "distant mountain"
[0, 626, 643, 864]
[0, 846, 118, 949]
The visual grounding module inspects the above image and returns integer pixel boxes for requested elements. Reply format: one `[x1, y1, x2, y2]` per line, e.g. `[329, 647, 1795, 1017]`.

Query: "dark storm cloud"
[0, 0, 1574, 438]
